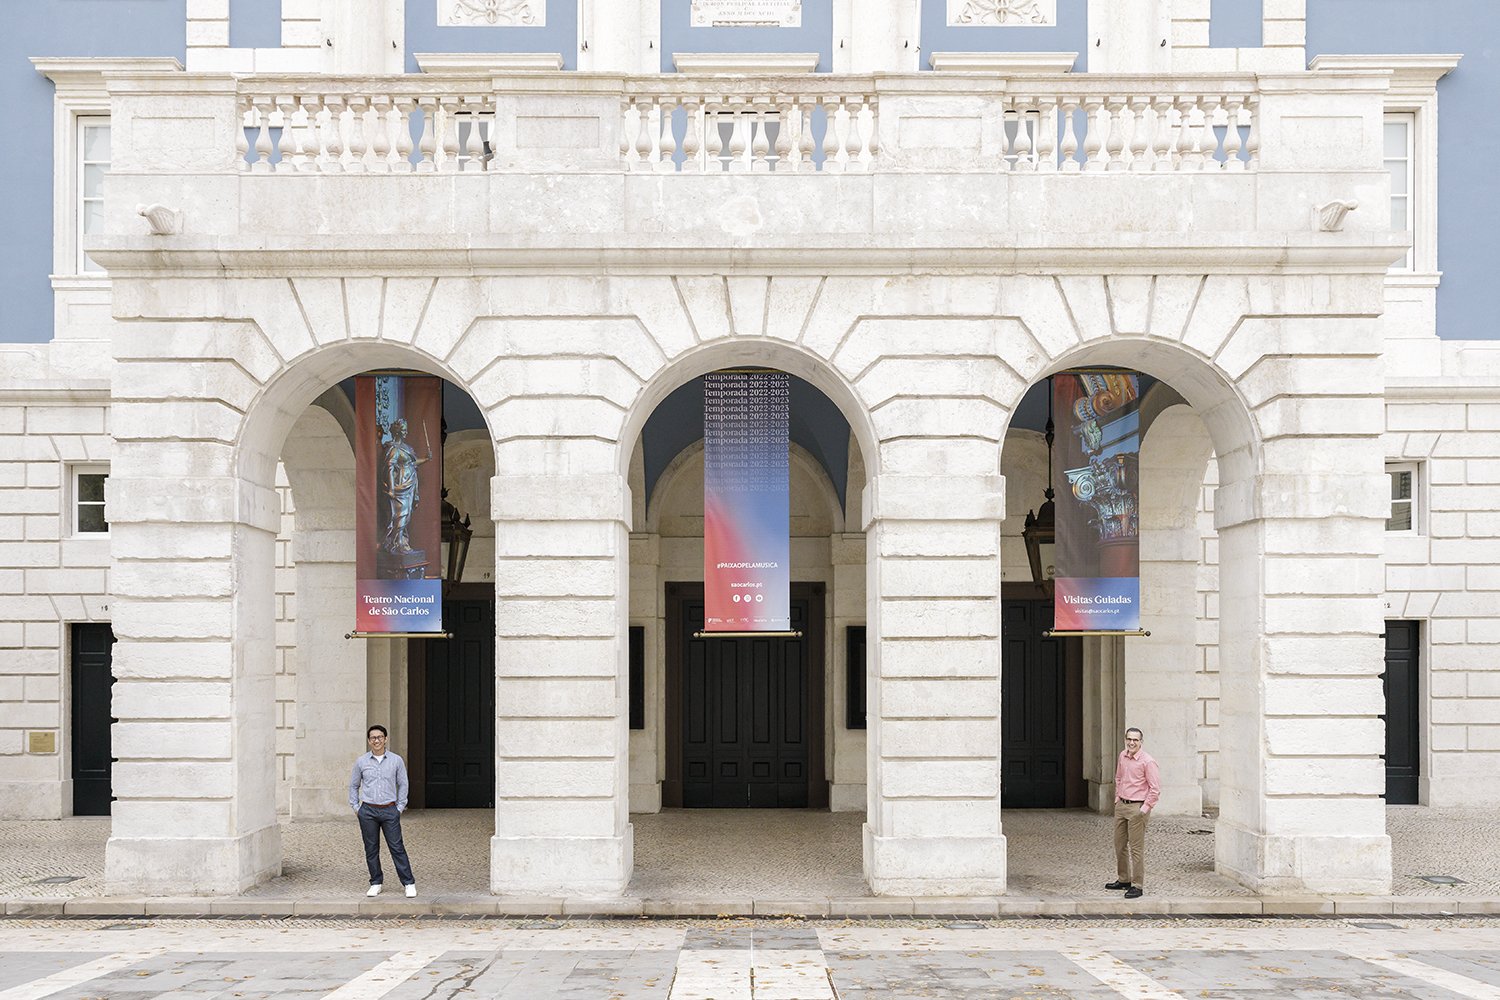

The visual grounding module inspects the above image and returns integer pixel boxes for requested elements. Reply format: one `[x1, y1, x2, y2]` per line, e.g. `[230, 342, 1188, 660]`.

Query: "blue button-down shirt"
[349, 751, 409, 813]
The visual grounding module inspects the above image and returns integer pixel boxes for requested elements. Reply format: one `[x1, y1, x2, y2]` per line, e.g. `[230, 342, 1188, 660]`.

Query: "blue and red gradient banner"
[703, 370, 791, 632]
[1053, 371, 1142, 632]
[355, 375, 443, 633]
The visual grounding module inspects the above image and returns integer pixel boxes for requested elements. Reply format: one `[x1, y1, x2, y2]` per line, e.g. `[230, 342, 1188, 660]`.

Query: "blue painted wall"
[1, 0, 184, 344]
[1211, 0, 1262, 49]
[920, 0, 1088, 72]
[660, 0, 832, 72]
[406, 0, 578, 72]
[229, 0, 281, 49]
[1308, 0, 1499, 339]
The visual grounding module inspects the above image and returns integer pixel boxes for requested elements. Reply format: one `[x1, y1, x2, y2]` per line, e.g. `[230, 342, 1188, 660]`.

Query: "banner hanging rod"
[1043, 629, 1151, 638]
[346, 631, 454, 640]
[694, 630, 804, 639]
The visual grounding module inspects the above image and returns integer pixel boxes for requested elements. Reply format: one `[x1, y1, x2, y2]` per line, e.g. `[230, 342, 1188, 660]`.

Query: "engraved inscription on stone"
[691, 0, 802, 28]
[947, 0, 1056, 27]
[28, 731, 57, 754]
[443, 0, 544, 27]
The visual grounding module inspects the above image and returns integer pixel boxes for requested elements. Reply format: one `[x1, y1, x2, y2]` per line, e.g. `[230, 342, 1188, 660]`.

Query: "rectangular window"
[628, 625, 645, 730]
[1386, 462, 1417, 533]
[77, 118, 110, 274]
[1385, 114, 1414, 272]
[846, 625, 866, 730]
[74, 466, 109, 535]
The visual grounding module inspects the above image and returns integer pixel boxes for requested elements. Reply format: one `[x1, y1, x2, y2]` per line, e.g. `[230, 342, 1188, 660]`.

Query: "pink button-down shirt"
[1116, 748, 1161, 810]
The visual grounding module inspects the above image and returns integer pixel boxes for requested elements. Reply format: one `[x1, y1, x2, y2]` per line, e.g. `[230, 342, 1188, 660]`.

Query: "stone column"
[864, 473, 1007, 896]
[1213, 463, 1391, 893]
[490, 473, 633, 896]
[106, 439, 282, 893]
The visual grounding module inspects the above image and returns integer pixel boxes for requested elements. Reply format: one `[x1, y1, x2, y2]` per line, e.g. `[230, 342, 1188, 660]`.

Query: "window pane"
[1386, 500, 1412, 533]
[78, 473, 106, 502]
[1390, 197, 1409, 230]
[1387, 160, 1407, 196]
[83, 163, 106, 199]
[77, 504, 108, 533]
[1384, 121, 1408, 158]
[82, 200, 103, 235]
[84, 124, 111, 161]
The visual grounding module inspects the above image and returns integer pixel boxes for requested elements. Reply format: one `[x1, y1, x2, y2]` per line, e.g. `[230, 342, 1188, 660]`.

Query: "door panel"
[1383, 620, 1420, 805]
[425, 600, 495, 808]
[1001, 600, 1068, 808]
[683, 597, 809, 808]
[71, 623, 115, 816]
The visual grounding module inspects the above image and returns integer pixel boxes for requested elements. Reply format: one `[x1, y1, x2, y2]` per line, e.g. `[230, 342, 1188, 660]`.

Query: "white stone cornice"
[671, 52, 821, 73]
[33, 56, 184, 93]
[1309, 54, 1462, 97]
[414, 52, 567, 73]
[85, 235, 1409, 278]
[1385, 379, 1500, 402]
[927, 51, 1078, 73]
[0, 382, 111, 403]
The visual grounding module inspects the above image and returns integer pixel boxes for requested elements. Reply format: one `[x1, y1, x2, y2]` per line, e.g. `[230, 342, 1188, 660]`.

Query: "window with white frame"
[76, 117, 110, 274]
[1384, 113, 1414, 272]
[73, 465, 109, 535]
[1386, 462, 1418, 533]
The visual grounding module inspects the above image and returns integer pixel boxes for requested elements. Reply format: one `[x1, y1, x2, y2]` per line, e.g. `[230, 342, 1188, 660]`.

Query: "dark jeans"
[357, 803, 414, 886]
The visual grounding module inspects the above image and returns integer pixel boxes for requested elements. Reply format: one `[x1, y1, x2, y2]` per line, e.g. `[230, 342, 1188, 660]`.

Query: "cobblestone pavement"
[0, 917, 1498, 999]
[2, 806, 1498, 903]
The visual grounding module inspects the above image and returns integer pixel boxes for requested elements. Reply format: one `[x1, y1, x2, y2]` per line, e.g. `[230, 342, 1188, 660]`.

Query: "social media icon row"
[731, 594, 765, 603]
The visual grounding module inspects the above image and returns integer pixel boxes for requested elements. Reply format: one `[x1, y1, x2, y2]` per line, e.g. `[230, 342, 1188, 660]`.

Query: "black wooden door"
[425, 600, 495, 808]
[683, 598, 808, 807]
[1383, 620, 1420, 805]
[71, 623, 115, 816]
[1001, 600, 1068, 808]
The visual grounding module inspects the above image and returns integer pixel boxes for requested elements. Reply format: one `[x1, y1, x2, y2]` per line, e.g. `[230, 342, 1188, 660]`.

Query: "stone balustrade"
[231, 73, 1262, 176]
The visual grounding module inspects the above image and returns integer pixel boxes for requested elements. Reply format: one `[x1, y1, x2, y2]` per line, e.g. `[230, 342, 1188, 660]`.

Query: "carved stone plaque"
[28, 731, 57, 755]
[442, 0, 544, 27]
[947, 0, 1056, 27]
[690, 0, 802, 28]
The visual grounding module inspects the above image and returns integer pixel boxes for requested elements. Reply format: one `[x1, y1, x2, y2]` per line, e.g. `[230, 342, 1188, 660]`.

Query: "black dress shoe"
[1124, 887, 1144, 899]
[1104, 880, 1132, 890]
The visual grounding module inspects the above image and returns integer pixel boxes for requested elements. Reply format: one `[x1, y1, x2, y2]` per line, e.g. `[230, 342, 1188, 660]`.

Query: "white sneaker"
[404, 884, 417, 898]
[366, 884, 382, 897]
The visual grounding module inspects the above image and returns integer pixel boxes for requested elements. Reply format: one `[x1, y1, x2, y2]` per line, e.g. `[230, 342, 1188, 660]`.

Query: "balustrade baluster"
[1013, 100, 1035, 172]
[235, 99, 250, 172]
[1082, 98, 1105, 172]
[251, 97, 274, 173]
[706, 101, 725, 172]
[682, 98, 703, 172]
[774, 101, 793, 172]
[794, 100, 814, 174]
[620, 97, 638, 169]
[462, 95, 486, 172]
[1128, 97, 1150, 172]
[863, 95, 879, 167]
[345, 96, 369, 173]
[1105, 96, 1126, 171]
[322, 95, 345, 173]
[633, 98, 655, 171]
[297, 94, 323, 172]
[393, 96, 415, 173]
[995, 100, 1013, 172]
[1222, 95, 1245, 171]
[368, 95, 393, 173]
[416, 97, 437, 172]
[438, 97, 460, 172]
[1205, 95, 1228, 169]
[1176, 96, 1201, 171]
[1035, 100, 1057, 173]
[274, 96, 298, 173]
[1059, 99, 1079, 173]
[751, 103, 771, 172]
[846, 98, 870, 171]
[1151, 95, 1174, 172]
[821, 98, 843, 173]
[727, 100, 749, 173]
[658, 98, 679, 173]
[1245, 96, 1261, 169]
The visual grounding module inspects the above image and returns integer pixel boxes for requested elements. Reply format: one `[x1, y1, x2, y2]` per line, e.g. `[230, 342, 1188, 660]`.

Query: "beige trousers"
[1113, 800, 1149, 886]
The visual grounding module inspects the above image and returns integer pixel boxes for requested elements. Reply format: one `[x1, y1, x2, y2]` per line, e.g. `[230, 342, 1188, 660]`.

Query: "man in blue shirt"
[348, 724, 416, 897]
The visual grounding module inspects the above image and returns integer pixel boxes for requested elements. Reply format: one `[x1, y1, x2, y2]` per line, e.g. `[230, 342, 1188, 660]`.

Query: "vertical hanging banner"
[1053, 370, 1141, 632]
[355, 374, 444, 633]
[703, 370, 791, 632]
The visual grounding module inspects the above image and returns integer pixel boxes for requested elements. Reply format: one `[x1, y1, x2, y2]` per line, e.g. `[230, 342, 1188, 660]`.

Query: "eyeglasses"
[368, 735, 387, 742]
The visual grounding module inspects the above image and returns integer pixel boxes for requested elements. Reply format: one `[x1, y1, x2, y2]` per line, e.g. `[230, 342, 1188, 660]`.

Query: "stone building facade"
[1, 0, 1497, 899]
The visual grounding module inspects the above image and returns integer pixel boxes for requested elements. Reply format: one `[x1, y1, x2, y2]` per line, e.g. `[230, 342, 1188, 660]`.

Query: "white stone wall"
[0, 369, 113, 818]
[274, 465, 297, 812]
[1195, 456, 1222, 808]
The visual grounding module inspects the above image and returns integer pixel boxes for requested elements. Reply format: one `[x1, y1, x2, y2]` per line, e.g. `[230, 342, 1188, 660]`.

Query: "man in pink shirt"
[1107, 727, 1160, 899]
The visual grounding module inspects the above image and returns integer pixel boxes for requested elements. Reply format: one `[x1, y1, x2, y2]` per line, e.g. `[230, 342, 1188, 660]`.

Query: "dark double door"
[671, 585, 824, 808]
[423, 599, 495, 808]
[71, 623, 116, 816]
[1001, 599, 1081, 809]
[1383, 620, 1421, 805]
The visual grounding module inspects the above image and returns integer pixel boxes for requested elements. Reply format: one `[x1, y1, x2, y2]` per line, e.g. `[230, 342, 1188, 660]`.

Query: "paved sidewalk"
[3, 807, 1498, 918]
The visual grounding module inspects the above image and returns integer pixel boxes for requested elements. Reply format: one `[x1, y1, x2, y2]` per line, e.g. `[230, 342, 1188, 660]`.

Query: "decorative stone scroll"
[948, 0, 1055, 27]
[443, 0, 543, 27]
[690, 0, 802, 28]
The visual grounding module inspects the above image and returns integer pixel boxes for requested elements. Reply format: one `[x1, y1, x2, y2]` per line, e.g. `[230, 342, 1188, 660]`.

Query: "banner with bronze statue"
[1053, 370, 1141, 632]
[355, 374, 443, 633]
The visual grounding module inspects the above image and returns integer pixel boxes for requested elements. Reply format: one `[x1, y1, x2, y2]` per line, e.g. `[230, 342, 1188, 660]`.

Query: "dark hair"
[368, 725, 388, 738]
[1125, 727, 1143, 739]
